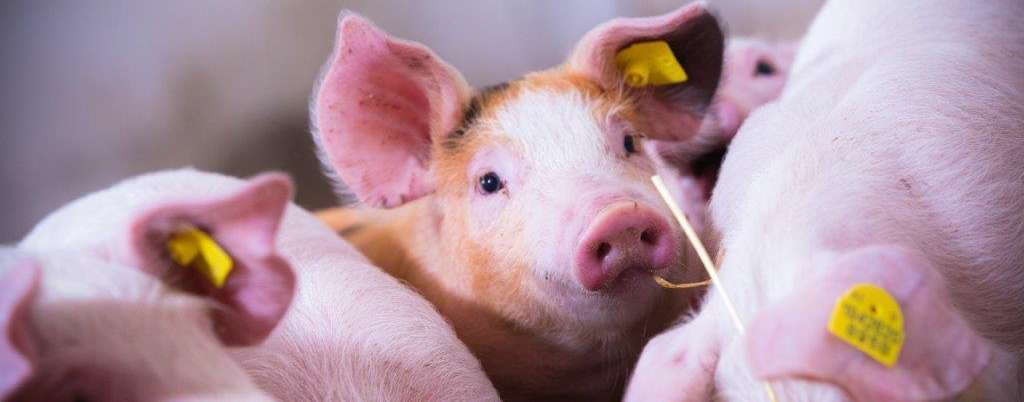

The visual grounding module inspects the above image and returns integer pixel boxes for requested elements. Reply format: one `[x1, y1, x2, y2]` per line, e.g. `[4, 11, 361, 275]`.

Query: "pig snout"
[574, 202, 677, 291]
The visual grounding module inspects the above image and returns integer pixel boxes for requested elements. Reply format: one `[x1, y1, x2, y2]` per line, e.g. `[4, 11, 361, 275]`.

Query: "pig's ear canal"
[123, 173, 297, 347]
[745, 246, 992, 401]
[0, 253, 41, 400]
[312, 13, 472, 208]
[567, 3, 724, 142]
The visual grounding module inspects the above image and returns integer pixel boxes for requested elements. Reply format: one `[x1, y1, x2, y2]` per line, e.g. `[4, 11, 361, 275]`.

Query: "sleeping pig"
[9, 169, 498, 401]
[626, 0, 1024, 400]
[310, 4, 727, 400]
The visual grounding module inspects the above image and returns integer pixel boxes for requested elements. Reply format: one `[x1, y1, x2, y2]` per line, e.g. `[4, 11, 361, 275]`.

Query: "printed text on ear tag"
[166, 228, 235, 288]
[615, 41, 688, 87]
[827, 283, 905, 367]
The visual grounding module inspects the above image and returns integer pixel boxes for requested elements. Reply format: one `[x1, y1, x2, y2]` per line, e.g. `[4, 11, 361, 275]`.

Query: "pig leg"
[624, 301, 723, 402]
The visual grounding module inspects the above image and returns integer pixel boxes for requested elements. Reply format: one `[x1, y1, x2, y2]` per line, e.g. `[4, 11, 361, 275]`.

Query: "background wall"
[0, 0, 823, 242]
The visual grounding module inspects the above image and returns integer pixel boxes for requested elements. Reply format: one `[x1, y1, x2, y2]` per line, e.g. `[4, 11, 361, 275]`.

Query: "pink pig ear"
[0, 254, 41, 400]
[566, 3, 724, 141]
[313, 13, 472, 208]
[123, 173, 296, 346]
[746, 246, 991, 401]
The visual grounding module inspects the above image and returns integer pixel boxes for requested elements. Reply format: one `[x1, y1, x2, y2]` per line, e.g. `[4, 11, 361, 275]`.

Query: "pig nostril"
[596, 242, 612, 259]
[640, 229, 657, 245]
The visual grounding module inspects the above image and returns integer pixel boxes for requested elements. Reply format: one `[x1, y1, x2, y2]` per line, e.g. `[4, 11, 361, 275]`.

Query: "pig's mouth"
[689, 145, 727, 201]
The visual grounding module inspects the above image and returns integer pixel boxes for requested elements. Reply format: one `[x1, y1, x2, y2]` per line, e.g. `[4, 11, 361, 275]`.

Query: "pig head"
[5, 171, 296, 401]
[311, 4, 725, 400]
[650, 37, 797, 232]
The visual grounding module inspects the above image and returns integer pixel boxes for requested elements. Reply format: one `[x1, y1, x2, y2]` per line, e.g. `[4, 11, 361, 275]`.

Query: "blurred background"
[0, 0, 822, 242]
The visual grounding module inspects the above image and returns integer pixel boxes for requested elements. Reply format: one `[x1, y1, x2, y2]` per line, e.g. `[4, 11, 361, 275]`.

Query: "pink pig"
[6, 169, 498, 401]
[310, 4, 728, 400]
[625, 0, 1024, 401]
[652, 37, 798, 232]
[4, 172, 296, 401]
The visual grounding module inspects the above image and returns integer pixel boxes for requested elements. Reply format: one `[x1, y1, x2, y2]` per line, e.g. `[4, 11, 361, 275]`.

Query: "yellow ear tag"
[827, 283, 905, 367]
[615, 41, 688, 87]
[166, 228, 234, 288]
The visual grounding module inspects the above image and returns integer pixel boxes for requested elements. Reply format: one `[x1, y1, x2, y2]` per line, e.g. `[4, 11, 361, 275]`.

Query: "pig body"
[12, 169, 498, 401]
[626, 0, 1024, 401]
[0, 248, 277, 401]
[310, 6, 730, 400]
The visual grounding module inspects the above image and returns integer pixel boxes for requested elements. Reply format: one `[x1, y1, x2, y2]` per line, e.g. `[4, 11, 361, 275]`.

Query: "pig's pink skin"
[1, 250, 277, 402]
[627, 0, 1024, 401]
[746, 246, 991, 402]
[574, 201, 680, 291]
[567, 3, 724, 142]
[0, 255, 39, 401]
[312, 6, 723, 400]
[313, 11, 469, 209]
[715, 38, 797, 140]
[18, 169, 498, 401]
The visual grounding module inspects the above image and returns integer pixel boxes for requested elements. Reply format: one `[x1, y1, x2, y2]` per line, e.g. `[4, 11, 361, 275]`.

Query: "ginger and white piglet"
[10, 169, 498, 401]
[626, 0, 1024, 401]
[311, 4, 727, 400]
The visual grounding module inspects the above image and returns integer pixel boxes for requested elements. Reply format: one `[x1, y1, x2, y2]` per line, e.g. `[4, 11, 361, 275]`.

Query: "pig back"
[233, 203, 500, 401]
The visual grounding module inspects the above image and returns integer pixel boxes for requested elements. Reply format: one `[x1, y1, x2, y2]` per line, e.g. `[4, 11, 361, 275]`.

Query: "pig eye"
[623, 135, 638, 155]
[755, 59, 776, 76]
[478, 172, 504, 194]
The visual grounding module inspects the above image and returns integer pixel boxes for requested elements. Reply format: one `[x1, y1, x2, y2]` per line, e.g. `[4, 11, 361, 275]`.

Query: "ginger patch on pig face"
[433, 72, 675, 321]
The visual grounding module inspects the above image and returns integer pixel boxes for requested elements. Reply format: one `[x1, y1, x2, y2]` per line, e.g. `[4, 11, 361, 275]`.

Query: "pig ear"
[123, 173, 296, 346]
[313, 13, 472, 208]
[566, 3, 724, 141]
[746, 246, 991, 401]
[0, 255, 40, 400]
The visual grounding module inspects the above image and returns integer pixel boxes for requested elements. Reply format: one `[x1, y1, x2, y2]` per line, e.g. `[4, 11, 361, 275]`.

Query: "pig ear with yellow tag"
[124, 173, 295, 347]
[745, 246, 991, 401]
[565, 3, 724, 142]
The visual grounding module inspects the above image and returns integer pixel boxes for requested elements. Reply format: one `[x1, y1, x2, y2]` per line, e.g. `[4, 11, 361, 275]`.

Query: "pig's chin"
[539, 268, 673, 325]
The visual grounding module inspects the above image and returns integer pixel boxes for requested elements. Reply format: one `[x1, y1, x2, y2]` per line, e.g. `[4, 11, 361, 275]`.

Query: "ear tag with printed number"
[827, 283, 905, 367]
[166, 228, 234, 288]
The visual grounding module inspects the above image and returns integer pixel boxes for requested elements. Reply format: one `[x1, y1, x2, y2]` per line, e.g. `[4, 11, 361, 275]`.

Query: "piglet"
[625, 0, 1024, 401]
[311, 4, 725, 400]
[652, 37, 798, 232]
[10, 169, 499, 401]
[5, 172, 296, 401]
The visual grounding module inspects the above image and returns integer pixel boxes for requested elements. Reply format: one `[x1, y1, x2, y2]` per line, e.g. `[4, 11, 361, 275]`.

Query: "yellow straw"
[651, 175, 779, 402]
